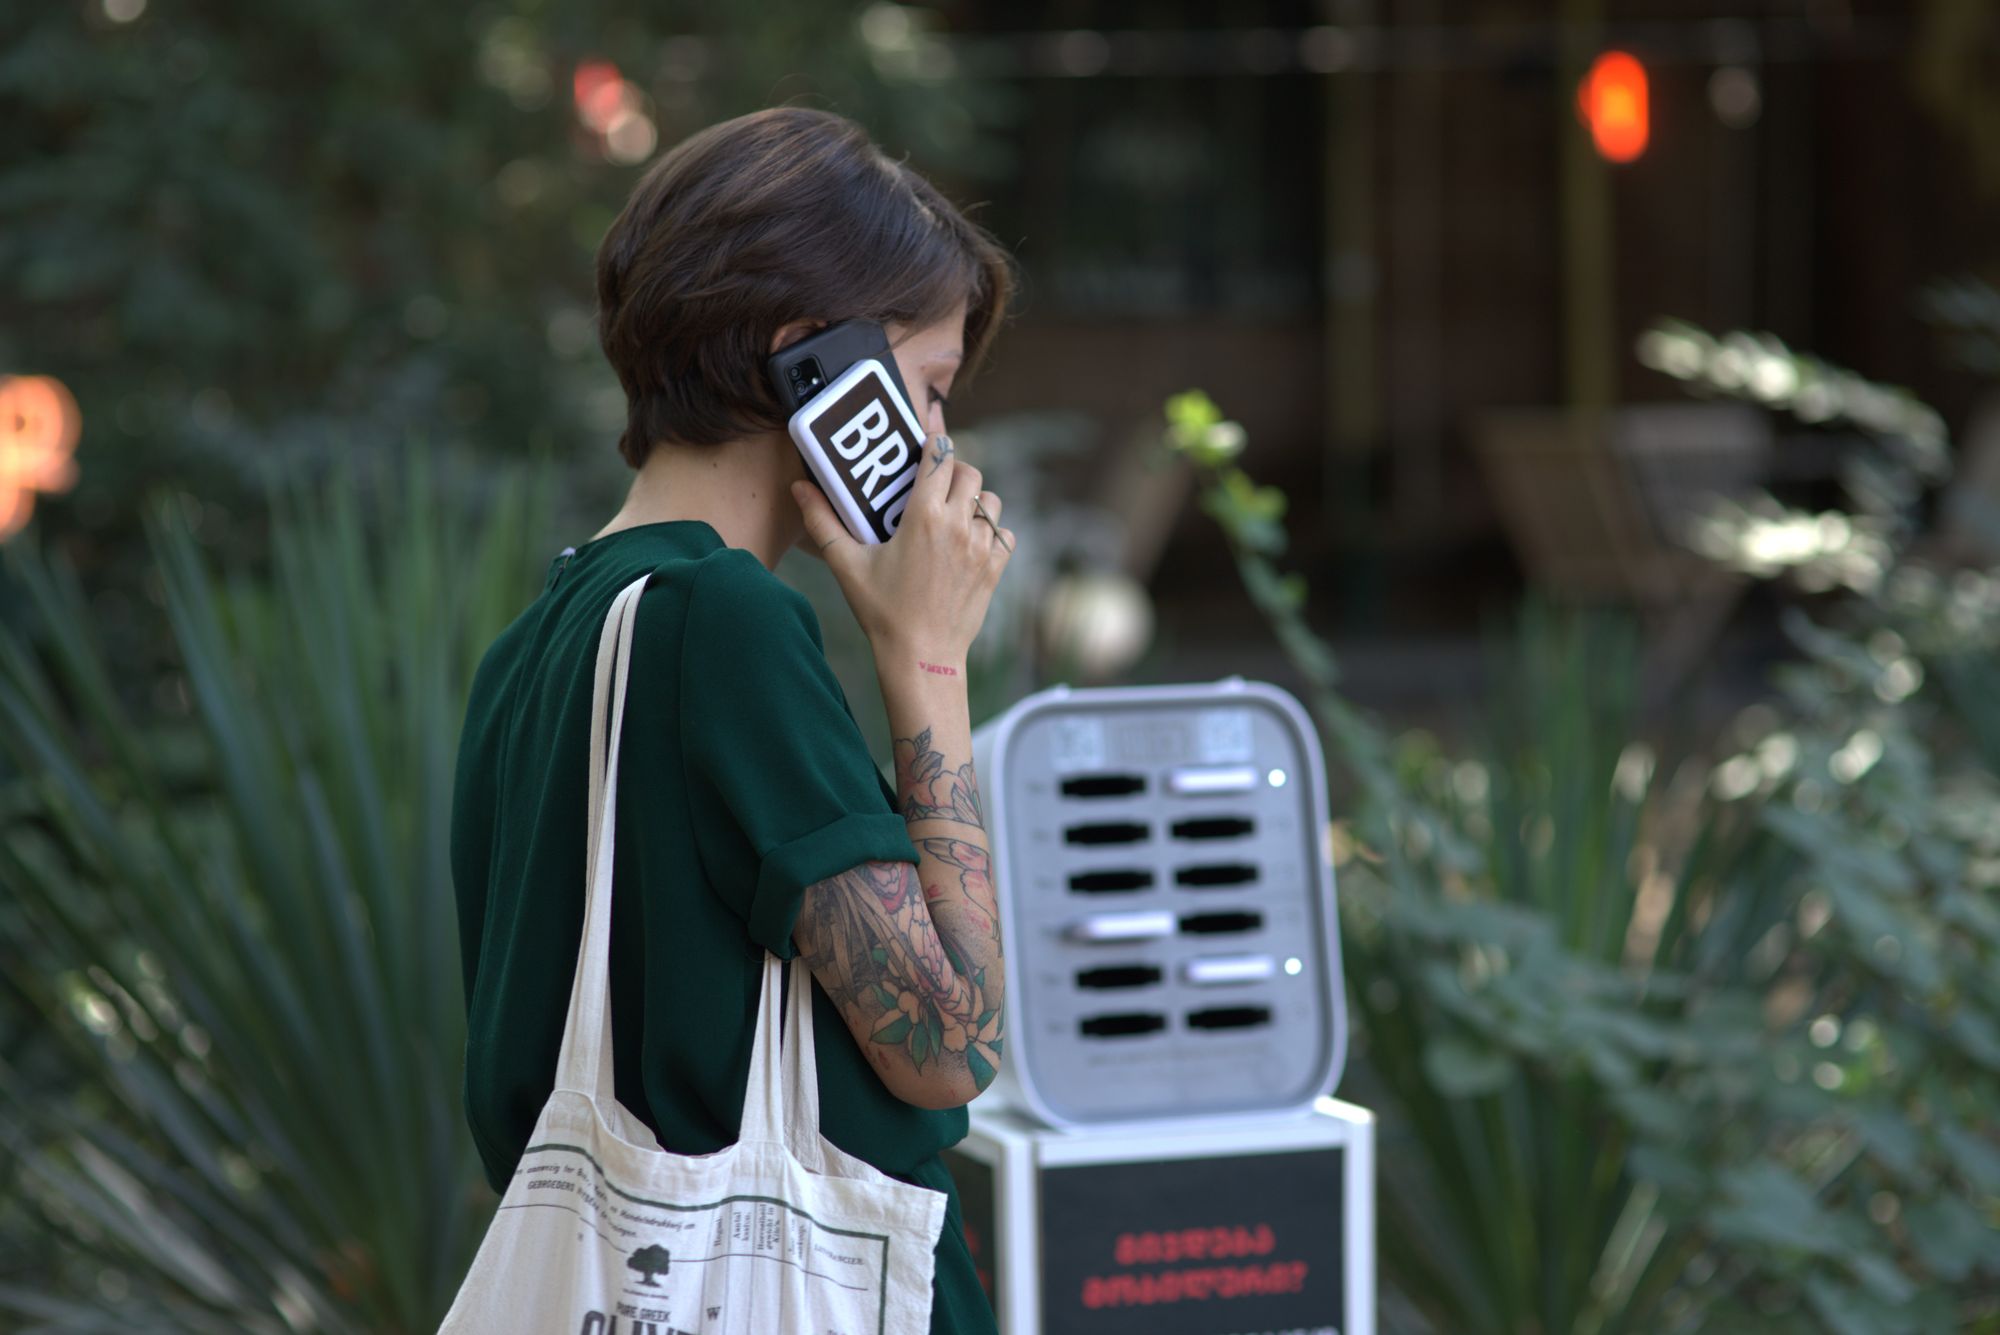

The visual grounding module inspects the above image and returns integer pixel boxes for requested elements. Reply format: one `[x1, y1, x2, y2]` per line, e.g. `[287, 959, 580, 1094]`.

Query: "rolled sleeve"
[749, 810, 926, 958]
[681, 549, 920, 958]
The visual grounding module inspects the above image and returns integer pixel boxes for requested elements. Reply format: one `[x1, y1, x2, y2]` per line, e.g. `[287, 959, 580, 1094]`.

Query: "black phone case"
[766, 318, 917, 418]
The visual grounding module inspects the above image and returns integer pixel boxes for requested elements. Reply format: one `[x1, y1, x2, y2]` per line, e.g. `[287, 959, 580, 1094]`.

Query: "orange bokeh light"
[0, 374, 82, 540]
[1578, 50, 1649, 164]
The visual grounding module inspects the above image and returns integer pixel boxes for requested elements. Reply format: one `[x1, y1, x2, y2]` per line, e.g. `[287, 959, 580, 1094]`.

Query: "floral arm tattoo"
[894, 725, 984, 827]
[793, 722, 1006, 1094]
[916, 835, 1001, 948]
[796, 857, 1005, 1092]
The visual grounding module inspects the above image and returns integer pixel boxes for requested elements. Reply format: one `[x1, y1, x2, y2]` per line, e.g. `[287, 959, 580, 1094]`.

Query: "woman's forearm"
[875, 650, 1006, 1093]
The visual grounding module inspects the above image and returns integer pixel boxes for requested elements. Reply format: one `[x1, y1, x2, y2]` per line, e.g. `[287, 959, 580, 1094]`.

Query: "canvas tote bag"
[440, 573, 947, 1335]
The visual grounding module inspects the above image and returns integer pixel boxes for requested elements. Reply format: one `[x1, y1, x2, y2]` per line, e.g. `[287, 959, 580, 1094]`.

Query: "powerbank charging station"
[955, 680, 1376, 1335]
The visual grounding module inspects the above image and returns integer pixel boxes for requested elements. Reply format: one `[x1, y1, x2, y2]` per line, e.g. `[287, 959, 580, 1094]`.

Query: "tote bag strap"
[781, 955, 826, 1164]
[550, 571, 827, 1154]
[740, 955, 828, 1159]
[552, 574, 650, 1102]
[736, 952, 789, 1144]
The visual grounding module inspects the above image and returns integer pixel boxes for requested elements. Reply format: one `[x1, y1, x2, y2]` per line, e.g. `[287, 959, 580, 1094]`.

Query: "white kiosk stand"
[945, 1099, 1374, 1335]
[955, 682, 1377, 1335]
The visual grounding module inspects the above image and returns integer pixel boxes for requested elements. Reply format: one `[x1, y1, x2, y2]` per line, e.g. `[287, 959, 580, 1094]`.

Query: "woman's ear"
[769, 319, 825, 356]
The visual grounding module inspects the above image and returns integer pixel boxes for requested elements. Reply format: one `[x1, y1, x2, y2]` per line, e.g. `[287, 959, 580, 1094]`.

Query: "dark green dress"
[449, 519, 996, 1335]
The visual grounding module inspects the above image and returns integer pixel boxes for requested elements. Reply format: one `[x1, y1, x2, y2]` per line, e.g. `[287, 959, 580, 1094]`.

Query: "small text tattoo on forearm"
[917, 661, 958, 676]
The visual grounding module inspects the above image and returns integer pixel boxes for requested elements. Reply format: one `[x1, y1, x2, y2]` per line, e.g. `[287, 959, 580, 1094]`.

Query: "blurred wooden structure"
[1470, 402, 1769, 694]
[936, 6, 1978, 710]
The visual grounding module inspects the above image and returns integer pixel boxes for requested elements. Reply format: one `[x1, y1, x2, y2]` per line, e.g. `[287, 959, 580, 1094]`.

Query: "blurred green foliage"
[0, 461, 546, 1330]
[1162, 384, 2000, 1332]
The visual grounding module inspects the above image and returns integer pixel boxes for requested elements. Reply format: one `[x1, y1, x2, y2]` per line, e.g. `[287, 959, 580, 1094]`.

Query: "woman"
[448, 106, 1016, 1333]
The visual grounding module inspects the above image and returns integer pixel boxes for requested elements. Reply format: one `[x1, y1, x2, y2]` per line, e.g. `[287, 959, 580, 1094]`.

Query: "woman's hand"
[790, 435, 1014, 668]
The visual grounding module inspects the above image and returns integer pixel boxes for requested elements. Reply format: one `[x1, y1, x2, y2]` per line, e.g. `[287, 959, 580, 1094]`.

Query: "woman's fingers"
[945, 459, 985, 512]
[834, 433, 1014, 660]
[908, 435, 997, 535]
[973, 492, 1010, 556]
[913, 434, 957, 508]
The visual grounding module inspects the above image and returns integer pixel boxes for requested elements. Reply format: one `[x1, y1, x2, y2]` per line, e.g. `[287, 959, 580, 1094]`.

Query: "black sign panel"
[1038, 1147, 1344, 1335]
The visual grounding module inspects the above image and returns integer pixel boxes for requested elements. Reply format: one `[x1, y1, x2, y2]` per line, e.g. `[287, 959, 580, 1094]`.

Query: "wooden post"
[1559, 0, 1616, 417]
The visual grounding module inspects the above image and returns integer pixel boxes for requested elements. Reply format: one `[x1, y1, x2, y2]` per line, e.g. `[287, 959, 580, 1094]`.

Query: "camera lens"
[788, 365, 803, 380]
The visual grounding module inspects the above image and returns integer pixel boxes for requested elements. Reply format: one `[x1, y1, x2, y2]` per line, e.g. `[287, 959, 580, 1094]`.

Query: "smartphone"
[767, 319, 927, 546]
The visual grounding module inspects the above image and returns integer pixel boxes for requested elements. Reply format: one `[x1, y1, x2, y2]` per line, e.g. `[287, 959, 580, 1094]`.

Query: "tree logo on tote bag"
[628, 1244, 672, 1286]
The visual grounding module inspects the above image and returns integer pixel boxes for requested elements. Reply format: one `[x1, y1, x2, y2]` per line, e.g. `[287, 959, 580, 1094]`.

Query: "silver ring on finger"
[972, 496, 1011, 551]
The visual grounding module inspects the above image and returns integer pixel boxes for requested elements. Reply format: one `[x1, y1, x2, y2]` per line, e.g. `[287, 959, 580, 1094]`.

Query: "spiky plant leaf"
[0, 460, 548, 1331]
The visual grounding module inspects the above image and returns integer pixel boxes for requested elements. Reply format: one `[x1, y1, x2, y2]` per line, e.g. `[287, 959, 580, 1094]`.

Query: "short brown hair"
[594, 106, 1016, 468]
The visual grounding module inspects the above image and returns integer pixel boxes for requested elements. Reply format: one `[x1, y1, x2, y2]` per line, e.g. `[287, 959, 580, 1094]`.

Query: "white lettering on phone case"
[870, 465, 916, 514]
[829, 400, 889, 461]
[855, 433, 912, 503]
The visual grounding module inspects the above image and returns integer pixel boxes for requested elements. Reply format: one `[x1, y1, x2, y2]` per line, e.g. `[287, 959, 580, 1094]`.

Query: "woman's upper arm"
[678, 550, 924, 958]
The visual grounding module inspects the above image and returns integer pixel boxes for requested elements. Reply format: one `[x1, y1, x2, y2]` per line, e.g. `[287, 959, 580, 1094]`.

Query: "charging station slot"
[1179, 911, 1264, 936]
[1185, 955, 1279, 986]
[1075, 964, 1165, 990]
[1186, 1006, 1273, 1031]
[1070, 869, 1155, 894]
[1065, 821, 1150, 846]
[1079, 1012, 1169, 1038]
[1174, 863, 1258, 888]
[1061, 774, 1147, 799]
[1171, 816, 1256, 840]
[1168, 765, 1258, 795]
[1067, 911, 1176, 944]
